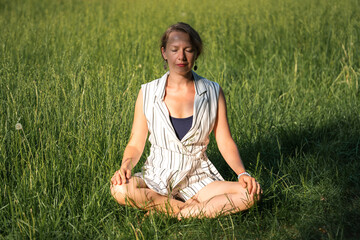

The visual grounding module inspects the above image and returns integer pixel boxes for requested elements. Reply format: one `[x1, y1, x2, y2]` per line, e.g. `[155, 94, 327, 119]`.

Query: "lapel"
[154, 72, 179, 141]
[154, 71, 208, 144]
[181, 72, 207, 142]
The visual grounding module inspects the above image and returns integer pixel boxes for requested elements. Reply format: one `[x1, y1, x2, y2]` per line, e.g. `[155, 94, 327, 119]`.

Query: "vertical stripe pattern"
[134, 71, 224, 201]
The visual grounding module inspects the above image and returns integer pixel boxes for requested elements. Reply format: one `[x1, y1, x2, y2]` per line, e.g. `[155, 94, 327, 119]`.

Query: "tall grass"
[1, 0, 359, 238]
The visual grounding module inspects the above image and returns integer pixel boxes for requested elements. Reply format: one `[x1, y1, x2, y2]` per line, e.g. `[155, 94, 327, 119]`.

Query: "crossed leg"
[179, 181, 260, 219]
[110, 176, 186, 216]
[111, 178, 260, 219]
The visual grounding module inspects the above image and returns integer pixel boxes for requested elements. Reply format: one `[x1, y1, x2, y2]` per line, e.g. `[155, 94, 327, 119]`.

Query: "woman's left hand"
[239, 175, 262, 197]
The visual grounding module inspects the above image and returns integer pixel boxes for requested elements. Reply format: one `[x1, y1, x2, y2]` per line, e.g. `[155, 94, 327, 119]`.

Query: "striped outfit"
[134, 71, 224, 201]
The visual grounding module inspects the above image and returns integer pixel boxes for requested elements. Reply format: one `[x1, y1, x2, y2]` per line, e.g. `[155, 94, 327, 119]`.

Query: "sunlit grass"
[0, 0, 359, 238]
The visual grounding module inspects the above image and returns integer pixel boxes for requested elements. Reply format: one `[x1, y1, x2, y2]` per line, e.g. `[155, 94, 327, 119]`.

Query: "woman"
[110, 22, 262, 218]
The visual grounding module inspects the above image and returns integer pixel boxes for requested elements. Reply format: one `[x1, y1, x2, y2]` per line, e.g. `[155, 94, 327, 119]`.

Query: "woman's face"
[161, 31, 197, 76]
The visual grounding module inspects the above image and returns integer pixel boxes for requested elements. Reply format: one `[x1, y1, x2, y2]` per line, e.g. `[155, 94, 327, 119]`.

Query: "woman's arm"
[111, 89, 148, 185]
[213, 87, 259, 194]
[213, 88, 245, 174]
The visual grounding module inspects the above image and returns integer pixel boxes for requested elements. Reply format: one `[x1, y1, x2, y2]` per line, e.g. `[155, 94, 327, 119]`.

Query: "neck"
[167, 71, 194, 87]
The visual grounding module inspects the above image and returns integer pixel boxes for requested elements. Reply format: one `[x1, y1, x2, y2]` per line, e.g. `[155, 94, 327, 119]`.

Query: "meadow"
[0, 0, 359, 239]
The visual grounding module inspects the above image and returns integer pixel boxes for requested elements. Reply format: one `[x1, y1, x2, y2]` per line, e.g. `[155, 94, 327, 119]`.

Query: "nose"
[178, 50, 186, 61]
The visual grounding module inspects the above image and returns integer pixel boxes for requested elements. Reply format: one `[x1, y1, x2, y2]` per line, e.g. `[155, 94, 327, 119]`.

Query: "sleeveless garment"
[135, 71, 224, 201]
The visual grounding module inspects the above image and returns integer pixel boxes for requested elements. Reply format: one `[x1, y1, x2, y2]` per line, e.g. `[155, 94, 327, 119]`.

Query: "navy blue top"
[169, 115, 193, 140]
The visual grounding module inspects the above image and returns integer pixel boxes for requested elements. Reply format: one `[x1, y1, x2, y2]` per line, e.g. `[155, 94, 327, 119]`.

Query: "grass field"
[1, 0, 360, 239]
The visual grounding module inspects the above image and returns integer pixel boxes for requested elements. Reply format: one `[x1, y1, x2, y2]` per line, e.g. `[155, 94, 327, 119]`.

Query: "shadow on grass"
[209, 113, 360, 239]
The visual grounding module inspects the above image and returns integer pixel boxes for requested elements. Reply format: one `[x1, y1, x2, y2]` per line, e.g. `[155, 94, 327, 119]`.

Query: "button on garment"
[134, 71, 224, 201]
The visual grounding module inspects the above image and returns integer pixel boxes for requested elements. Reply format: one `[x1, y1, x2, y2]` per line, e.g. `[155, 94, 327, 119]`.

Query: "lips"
[176, 64, 187, 67]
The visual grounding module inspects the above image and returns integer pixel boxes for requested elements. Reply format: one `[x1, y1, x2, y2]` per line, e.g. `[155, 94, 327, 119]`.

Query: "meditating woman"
[110, 22, 262, 218]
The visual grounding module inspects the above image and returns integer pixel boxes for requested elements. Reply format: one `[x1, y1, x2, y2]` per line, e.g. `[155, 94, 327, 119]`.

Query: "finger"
[245, 178, 252, 194]
[120, 169, 129, 184]
[111, 175, 116, 185]
[117, 170, 123, 185]
[122, 170, 129, 183]
[256, 182, 261, 196]
[126, 169, 131, 180]
[119, 170, 127, 185]
[112, 172, 118, 185]
[255, 183, 261, 200]
[251, 178, 257, 194]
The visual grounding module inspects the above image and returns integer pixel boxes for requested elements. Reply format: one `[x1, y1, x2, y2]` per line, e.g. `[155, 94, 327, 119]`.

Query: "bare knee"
[245, 195, 255, 209]
[241, 192, 260, 210]
[110, 177, 149, 206]
[110, 184, 128, 205]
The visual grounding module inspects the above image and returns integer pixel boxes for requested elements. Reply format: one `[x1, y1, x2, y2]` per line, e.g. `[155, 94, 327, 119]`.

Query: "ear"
[161, 47, 166, 60]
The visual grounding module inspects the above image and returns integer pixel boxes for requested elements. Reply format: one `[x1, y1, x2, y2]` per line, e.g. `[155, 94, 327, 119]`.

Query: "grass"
[0, 0, 359, 239]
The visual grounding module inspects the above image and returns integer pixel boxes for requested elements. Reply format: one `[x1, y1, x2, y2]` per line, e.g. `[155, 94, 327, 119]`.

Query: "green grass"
[1, 0, 359, 239]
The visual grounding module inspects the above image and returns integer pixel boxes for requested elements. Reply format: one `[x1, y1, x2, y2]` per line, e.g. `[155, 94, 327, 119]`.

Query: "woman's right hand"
[111, 89, 148, 186]
[111, 163, 132, 185]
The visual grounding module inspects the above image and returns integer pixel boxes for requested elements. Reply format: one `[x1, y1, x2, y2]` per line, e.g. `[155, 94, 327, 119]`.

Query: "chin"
[178, 66, 192, 72]
[176, 69, 192, 75]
